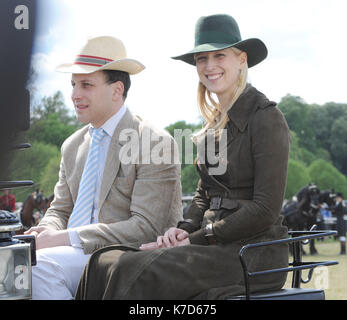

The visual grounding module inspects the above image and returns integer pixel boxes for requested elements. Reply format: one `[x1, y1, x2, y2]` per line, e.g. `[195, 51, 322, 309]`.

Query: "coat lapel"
[98, 109, 136, 210]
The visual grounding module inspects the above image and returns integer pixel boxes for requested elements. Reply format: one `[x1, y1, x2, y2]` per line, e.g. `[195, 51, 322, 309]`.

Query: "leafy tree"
[7, 91, 80, 201]
[165, 120, 202, 169]
[181, 164, 199, 194]
[330, 117, 347, 174]
[288, 130, 331, 166]
[288, 131, 302, 162]
[292, 101, 347, 175]
[278, 95, 317, 153]
[312, 102, 347, 158]
[39, 154, 61, 197]
[279, 95, 347, 175]
[308, 159, 347, 196]
[165, 121, 202, 194]
[285, 159, 311, 199]
[31, 91, 77, 125]
[309, 104, 331, 151]
[26, 91, 80, 149]
[9, 142, 60, 201]
[27, 113, 76, 149]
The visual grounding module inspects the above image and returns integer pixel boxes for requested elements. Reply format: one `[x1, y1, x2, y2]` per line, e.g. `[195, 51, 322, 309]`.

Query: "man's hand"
[139, 227, 190, 250]
[24, 226, 71, 250]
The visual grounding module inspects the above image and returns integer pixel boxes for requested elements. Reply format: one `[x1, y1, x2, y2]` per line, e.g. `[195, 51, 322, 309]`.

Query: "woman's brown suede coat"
[75, 84, 291, 300]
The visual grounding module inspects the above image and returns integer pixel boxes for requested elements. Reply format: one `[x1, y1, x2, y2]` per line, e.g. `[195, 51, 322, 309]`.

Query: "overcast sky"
[31, 0, 347, 130]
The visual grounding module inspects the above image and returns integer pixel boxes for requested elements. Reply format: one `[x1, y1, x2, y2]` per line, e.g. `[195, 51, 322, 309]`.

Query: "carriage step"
[228, 288, 325, 300]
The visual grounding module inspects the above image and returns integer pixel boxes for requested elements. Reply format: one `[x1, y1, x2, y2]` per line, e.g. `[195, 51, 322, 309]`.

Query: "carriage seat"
[228, 288, 325, 300]
[230, 230, 338, 300]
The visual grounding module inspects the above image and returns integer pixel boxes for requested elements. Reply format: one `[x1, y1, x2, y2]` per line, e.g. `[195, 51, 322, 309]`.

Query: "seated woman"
[75, 13, 291, 300]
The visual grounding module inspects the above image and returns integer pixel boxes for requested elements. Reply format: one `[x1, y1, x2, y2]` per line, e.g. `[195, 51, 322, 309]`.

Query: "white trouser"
[31, 246, 91, 300]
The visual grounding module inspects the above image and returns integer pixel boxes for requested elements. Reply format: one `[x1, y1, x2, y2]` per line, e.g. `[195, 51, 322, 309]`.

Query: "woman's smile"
[205, 73, 224, 81]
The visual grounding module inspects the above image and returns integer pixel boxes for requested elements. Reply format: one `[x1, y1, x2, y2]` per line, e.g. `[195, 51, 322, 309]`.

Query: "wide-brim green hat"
[172, 14, 268, 68]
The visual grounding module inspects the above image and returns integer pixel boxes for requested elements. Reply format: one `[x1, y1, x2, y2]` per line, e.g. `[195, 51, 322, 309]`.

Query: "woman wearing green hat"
[76, 14, 290, 300]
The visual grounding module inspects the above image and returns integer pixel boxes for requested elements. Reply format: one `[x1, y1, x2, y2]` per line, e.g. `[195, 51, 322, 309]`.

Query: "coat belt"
[209, 196, 239, 210]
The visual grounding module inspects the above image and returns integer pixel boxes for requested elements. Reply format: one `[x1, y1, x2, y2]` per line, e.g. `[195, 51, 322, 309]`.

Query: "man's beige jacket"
[39, 109, 183, 254]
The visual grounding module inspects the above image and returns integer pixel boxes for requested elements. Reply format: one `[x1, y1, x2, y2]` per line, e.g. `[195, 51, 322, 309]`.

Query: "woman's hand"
[159, 227, 189, 247]
[140, 227, 190, 250]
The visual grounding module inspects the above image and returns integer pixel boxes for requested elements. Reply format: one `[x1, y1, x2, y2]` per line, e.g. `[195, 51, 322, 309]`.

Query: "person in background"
[334, 192, 346, 255]
[0, 189, 16, 212]
[317, 202, 331, 232]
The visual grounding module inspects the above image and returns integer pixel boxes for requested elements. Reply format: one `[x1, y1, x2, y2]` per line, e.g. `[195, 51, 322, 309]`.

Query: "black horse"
[281, 183, 335, 254]
[18, 191, 53, 232]
[318, 189, 336, 208]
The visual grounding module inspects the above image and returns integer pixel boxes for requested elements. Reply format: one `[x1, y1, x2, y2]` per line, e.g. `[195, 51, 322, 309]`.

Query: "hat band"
[195, 31, 241, 47]
[74, 54, 113, 67]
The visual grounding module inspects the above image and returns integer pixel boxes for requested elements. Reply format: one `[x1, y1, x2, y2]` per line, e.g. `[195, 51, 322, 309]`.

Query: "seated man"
[25, 36, 182, 299]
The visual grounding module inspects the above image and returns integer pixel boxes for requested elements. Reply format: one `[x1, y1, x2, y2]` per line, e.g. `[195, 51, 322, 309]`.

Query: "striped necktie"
[68, 128, 106, 228]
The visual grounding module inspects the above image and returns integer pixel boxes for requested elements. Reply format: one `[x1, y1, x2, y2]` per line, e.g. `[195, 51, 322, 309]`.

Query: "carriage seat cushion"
[228, 288, 325, 300]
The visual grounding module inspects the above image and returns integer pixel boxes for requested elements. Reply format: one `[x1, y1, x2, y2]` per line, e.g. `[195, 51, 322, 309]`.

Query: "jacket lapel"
[98, 109, 136, 210]
[70, 127, 91, 202]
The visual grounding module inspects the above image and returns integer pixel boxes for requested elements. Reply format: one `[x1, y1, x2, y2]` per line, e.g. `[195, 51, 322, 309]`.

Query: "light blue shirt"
[68, 105, 126, 247]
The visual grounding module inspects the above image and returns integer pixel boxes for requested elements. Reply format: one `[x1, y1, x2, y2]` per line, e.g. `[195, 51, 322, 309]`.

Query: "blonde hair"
[193, 47, 248, 143]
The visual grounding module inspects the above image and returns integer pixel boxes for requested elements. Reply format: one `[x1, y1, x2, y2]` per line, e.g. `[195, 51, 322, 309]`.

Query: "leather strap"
[210, 196, 239, 210]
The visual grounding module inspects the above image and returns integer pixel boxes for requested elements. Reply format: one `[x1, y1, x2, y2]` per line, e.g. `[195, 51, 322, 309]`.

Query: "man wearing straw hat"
[25, 36, 182, 299]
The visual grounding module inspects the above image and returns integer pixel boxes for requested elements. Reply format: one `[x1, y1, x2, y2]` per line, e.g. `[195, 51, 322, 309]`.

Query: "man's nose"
[71, 87, 81, 102]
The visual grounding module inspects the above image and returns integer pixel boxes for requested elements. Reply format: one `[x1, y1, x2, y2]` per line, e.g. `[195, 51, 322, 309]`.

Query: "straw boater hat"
[56, 36, 145, 74]
[172, 14, 268, 68]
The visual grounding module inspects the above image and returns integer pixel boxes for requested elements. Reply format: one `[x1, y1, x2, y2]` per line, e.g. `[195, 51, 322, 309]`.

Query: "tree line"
[7, 91, 347, 202]
[7, 91, 81, 202]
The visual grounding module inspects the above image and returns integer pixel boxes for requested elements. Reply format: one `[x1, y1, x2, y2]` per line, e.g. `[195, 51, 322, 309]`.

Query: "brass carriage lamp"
[0, 210, 34, 300]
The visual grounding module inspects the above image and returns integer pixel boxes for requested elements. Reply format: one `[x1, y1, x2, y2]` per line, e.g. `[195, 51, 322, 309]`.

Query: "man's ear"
[111, 81, 125, 101]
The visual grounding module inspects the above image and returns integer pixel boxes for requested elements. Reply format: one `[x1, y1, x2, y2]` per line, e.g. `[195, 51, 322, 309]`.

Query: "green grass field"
[283, 239, 347, 300]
